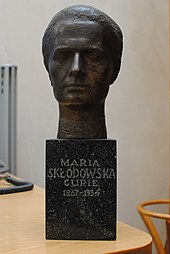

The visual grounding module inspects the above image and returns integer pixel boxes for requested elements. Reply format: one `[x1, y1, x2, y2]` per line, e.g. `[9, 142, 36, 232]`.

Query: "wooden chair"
[137, 199, 170, 254]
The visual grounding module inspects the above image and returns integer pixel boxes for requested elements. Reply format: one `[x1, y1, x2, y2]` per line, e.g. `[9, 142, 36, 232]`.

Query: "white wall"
[0, 0, 169, 244]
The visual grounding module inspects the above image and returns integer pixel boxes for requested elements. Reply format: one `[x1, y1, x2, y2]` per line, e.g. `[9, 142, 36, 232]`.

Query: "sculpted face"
[48, 21, 113, 109]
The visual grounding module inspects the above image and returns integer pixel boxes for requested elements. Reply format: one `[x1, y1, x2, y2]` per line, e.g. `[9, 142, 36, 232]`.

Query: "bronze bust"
[42, 5, 123, 139]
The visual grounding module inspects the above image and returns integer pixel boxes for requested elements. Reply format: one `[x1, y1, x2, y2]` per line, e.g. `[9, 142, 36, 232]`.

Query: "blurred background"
[0, 0, 169, 251]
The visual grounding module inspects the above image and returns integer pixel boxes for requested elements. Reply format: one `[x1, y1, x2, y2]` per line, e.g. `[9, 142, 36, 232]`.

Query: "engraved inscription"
[47, 158, 116, 197]
[60, 159, 100, 167]
[63, 189, 101, 197]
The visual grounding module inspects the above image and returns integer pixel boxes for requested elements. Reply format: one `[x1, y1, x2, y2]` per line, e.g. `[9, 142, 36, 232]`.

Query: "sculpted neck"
[57, 103, 107, 139]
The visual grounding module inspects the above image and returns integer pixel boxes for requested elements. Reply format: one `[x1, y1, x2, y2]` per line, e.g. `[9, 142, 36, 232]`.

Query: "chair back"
[137, 199, 170, 254]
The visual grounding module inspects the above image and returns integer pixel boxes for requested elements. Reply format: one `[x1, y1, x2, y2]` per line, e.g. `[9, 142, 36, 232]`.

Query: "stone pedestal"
[46, 139, 117, 240]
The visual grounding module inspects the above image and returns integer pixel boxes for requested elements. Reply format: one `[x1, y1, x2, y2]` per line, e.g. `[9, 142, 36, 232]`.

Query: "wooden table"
[0, 179, 152, 254]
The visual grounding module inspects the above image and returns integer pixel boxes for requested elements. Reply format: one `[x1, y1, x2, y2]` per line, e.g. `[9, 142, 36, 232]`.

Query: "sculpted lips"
[69, 83, 85, 86]
[65, 83, 89, 89]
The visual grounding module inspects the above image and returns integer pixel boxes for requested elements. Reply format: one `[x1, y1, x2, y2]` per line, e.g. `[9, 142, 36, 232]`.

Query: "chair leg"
[165, 220, 170, 254]
[139, 213, 165, 254]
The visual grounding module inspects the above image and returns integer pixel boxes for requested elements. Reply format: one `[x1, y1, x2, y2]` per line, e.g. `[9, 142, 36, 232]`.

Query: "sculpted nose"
[69, 52, 85, 77]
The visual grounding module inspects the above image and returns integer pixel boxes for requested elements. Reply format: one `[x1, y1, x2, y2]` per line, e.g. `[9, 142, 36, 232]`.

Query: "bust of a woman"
[42, 5, 123, 139]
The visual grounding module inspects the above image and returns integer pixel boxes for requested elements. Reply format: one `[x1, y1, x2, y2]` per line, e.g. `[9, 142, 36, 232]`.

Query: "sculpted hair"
[42, 5, 123, 83]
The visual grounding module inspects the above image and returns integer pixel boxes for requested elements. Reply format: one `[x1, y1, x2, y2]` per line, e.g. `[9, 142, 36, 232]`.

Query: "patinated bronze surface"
[42, 5, 123, 139]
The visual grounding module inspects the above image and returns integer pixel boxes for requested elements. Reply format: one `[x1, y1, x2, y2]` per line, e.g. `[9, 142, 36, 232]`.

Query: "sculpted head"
[42, 5, 123, 110]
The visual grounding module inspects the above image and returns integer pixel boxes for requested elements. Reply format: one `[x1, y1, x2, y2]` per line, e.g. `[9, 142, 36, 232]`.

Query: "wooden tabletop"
[0, 179, 152, 254]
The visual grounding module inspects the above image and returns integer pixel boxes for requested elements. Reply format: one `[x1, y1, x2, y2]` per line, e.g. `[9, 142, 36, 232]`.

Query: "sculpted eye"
[53, 50, 73, 63]
[84, 50, 105, 62]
